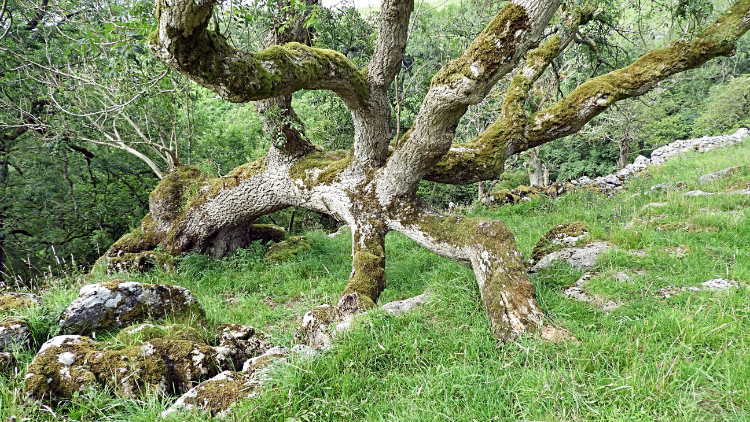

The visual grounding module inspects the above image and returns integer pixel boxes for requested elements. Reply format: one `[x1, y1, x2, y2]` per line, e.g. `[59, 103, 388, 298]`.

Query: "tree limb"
[149, 0, 370, 109]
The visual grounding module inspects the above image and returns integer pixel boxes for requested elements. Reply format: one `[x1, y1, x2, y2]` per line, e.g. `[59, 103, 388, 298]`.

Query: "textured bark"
[105, 0, 750, 341]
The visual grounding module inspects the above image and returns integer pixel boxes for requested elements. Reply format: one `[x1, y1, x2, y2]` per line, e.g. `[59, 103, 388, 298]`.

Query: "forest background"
[1, 0, 749, 284]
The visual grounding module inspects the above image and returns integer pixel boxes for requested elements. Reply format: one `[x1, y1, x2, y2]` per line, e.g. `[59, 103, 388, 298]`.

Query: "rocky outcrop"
[0, 293, 42, 352]
[58, 281, 205, 334]
[23, 323, 271, 403]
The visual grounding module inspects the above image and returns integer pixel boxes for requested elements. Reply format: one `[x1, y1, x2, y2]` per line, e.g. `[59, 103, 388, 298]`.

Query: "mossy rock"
[531, 222, 590, 262]
[59, 281, 206, 335]
[0, 319, 33, 352]
[162, 370, 261, 417]
[0, 293, 41, 313]
[115, 323, 206, 347]
[264, 236, 311, 262]
[24, 328, 271, 404]
[106, 251, 176, 274]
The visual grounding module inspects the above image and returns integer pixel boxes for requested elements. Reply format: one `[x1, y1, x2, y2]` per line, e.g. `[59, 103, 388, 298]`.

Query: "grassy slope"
[2, 141, 749, 421]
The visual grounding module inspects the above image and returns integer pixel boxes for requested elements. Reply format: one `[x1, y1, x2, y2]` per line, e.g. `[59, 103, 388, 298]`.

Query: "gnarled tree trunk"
[103, 0, 750, 340]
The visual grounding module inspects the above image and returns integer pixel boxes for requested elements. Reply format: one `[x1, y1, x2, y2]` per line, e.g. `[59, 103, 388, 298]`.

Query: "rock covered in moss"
[162, 370, 261, 418]
[530, 222, 590, 263]
[0, 351, 14, 373]
[263, 236, 311, 262]
[115, 322, 205, 345]
[0, 292, 41, 352]
[486, 182, 568, 206]
[24, 324, 270, 403]
[23, 335, 102, 401]
[59, 281, 205, 334]
[106, 251, 176, 274]
[0, 320, 33, 352]
[0, 292, 42, 312]
[164, 344, 316, 417]
[215, 324, 273, 370]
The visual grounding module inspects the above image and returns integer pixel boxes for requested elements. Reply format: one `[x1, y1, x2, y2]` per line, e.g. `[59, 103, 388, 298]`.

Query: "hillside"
[1, 134, 748, 421]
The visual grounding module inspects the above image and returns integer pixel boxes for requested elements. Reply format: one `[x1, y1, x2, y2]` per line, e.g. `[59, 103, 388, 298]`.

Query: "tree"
[104, 0, 750, 340]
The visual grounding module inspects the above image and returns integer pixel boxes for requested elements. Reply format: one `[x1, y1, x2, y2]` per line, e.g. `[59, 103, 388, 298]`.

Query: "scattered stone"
[381, 292, 431, 315]
[697, 166, 743, 184]
[701, 278, 739, 290]
[163, 344, 317, 417]
[684, 190, 716, 197]
[663, 246, 689, 258]
[540, 326, 578, 343]
[59, 281, 205, 335]
[264, 236, 311, 262]
[530, 242, 611, 272]
[615, 272, 633, 283]
[642, 202, 668, 209]
[0, 320, 34, 352]
[530, 222, 590, 263]
[562, 272, 621, 311]
[215, 324, 273, 370]
[650, 183, 670, 191]
[483, 182, 569, 206]
[241, 345, 288, 373]
[656, 279, 740, 299]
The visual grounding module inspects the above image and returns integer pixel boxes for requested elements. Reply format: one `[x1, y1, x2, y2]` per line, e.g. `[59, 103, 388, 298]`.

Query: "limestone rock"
[23, 325, 266, 403]
[530, 242, 612, 272]
[540, 326, 577, 343]
[164, 344, 318, 417]
[381, 292, 431, 315]
[701, 278, 739, 290]
[0, 293, 41, 352]
[59, 281, 205, 334]
[697, 166, 743, 184]
[162, 370, 261, 418]
[0, 320, 33, 352]
[530, 222, 590, 263]
[241, 345, 288, 373]
[215, 324, 273, 370]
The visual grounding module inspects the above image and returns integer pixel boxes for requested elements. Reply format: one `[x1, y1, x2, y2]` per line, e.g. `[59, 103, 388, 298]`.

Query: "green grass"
[2, 141, 749, 421]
